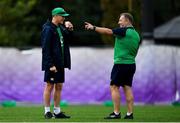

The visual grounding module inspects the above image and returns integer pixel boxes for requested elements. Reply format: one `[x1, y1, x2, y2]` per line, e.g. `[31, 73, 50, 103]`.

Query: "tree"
[0, 0, 103, 47]
[61, 0, 103, 46]
[100, 0, 141, 45]
[2, 0, 180, 47]
[0, 0, 37, 47]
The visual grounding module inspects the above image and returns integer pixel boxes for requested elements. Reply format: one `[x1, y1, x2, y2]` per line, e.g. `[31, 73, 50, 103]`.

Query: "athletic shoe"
[124, 113, 133, 119]
[54, 112, 71, 119]
[104, 112, 121, 119]
[44, 112, 53, 119]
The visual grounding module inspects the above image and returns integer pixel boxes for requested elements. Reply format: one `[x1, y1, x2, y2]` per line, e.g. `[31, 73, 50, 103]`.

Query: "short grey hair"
[120, 13, 134, 24]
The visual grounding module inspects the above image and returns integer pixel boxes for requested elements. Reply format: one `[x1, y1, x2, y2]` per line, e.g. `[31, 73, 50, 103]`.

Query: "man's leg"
[53, 83, 70, 118]
[104, 85, 121, 119]
[43, 82, 54, 118]
[123, 85, 134, 119]
[44, 82, 54, 107]
[54, 83, 63, 107]
[110, 85, 120, 113]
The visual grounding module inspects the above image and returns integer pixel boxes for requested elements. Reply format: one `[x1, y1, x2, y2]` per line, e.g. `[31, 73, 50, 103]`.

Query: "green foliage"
[0, 0, 37, 46]
[61, 0, 102, 46]
[0, 0, 180, 47]
[0, 0, 102, 47]
[100, 0, 141, 45]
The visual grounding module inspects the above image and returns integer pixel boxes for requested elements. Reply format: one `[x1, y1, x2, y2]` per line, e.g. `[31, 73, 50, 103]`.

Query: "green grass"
[0, 105, 180, 122]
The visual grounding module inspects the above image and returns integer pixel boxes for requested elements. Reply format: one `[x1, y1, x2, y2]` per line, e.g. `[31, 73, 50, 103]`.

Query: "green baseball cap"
[52, 7, 69, 17]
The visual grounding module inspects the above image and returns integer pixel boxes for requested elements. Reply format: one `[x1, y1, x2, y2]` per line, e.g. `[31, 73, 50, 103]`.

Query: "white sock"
[44, 107, 50, 114]
[114, 111, 120, 115]
[54, 107, 61, 114]
[127, 112, 132, 116]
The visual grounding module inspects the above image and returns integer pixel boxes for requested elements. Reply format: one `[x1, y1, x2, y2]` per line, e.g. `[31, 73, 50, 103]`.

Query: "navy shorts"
[44, 69, 65, 83]
[110, 64, 136, 87]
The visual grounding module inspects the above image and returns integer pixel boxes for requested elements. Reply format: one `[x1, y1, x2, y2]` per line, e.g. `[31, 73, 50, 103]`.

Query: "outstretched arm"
[85, 22, 113, 35]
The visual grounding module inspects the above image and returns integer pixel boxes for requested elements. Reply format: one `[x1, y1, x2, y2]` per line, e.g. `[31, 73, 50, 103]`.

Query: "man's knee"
[110, 85, 119, 91]
[55, 83, 63, 91]
[45, 83, 54, 91]
[126, 95, 134, 103]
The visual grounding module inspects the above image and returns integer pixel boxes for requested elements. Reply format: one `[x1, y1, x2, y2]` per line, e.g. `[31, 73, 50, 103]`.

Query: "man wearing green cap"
[41, 7, 73, 119]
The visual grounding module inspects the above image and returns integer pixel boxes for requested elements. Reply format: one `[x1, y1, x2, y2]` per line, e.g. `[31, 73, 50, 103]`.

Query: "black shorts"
[44, 69, 65, 83]
[110, 64, 136, 87]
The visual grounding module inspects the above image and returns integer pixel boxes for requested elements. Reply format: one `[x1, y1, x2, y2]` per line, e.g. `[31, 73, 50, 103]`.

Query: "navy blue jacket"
[41, 21, 72, 71]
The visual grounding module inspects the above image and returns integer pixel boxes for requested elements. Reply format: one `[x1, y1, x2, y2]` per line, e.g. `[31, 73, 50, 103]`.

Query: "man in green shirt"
[85, 13, 140, 119]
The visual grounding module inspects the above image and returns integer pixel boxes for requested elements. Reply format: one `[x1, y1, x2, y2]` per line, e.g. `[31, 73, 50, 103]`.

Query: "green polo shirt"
[112, 27, 140, 64]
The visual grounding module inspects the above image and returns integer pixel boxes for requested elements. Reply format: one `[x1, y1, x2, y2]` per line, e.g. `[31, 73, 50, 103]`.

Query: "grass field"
[0, 105, 180, 122]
